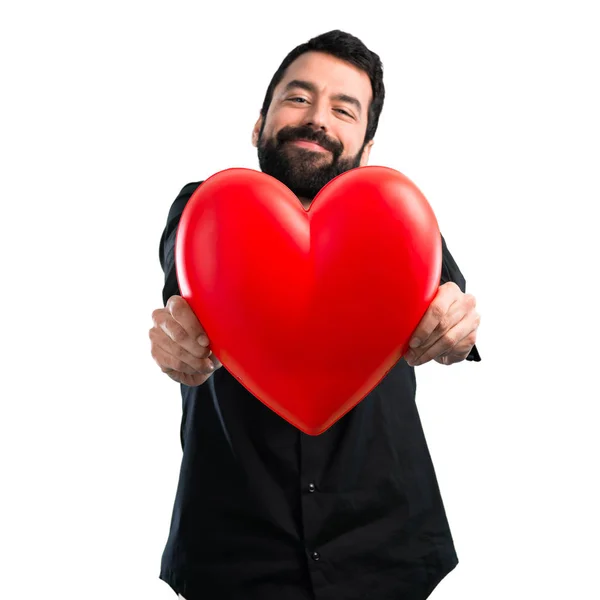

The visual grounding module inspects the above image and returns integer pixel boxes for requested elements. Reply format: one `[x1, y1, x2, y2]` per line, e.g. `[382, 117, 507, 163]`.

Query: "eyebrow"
[283, 79, 363, 116]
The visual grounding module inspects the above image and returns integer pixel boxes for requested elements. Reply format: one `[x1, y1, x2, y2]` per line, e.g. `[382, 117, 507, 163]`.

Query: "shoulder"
[166, 180, 205, 223]
[159, 181, 205, 272]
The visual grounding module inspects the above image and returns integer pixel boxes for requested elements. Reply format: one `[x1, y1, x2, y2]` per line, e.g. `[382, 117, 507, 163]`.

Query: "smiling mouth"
[288, 139, 330, 153]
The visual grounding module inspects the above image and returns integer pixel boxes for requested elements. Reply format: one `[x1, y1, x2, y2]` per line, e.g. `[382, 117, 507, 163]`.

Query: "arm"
[149, 181, 223, 386]
[404, 233, 482, 366]
[439, 234, 481, 362]
[159, 181, 203, 306]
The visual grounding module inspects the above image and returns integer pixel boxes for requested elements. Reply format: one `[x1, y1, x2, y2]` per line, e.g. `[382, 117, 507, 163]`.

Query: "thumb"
[209, 352, 222, 369]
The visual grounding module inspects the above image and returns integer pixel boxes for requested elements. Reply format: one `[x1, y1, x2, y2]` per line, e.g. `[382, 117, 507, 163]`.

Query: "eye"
[289, 97, 308, 104]
[335, 108, 352, 117]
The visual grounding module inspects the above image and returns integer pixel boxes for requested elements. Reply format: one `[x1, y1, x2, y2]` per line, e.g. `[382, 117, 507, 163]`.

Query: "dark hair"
[259, 30, 385, 144]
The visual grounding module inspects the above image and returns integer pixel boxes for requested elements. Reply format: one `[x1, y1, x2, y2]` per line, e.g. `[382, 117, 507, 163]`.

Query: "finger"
[419, 306, 479, 366]
[158, 351, 216, 376]
[417, 295, 466, 352]
[150, 328, 215, 375]
[408, 284, 458, 350]
[404, 298, 462, 365]
[411, 314, 477, 366]
[166, 296, 211, 346]
[153, 306, 211, 360]
[156, 314, 212, 359]
[150, 326, 211, 367]
[208, 351, 222, 369]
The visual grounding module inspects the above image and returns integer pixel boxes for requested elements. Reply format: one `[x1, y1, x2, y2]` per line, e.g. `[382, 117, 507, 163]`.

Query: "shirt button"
[308, 483, 316, 493]
[311, 551, 320, 561]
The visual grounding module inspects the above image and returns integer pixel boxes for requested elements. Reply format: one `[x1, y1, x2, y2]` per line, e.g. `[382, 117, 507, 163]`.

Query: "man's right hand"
[149, 295, 222, 386]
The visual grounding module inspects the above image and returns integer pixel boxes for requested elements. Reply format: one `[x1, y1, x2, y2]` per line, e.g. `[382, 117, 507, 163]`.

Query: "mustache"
[276, 125, 343, 156]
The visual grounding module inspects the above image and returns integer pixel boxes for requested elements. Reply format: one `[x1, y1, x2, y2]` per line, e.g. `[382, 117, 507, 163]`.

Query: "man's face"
[253, 51, 374, 204]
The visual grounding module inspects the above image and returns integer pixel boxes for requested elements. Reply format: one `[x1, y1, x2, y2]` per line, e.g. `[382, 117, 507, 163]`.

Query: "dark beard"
[257, 123, 365, 200]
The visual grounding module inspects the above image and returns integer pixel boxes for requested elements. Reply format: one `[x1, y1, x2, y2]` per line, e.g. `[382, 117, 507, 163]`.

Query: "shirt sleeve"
[158, 181, 203, 306]
[439, 234, 481, 362]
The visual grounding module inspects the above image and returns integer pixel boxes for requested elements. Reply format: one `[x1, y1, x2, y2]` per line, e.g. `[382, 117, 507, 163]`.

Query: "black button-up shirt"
[158, 181, 481, 600]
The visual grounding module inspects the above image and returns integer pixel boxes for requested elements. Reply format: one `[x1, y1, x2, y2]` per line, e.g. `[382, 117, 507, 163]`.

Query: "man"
[150, 30, 481, 600]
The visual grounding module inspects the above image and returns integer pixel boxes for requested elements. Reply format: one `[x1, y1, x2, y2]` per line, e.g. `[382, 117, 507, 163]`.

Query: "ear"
[252, 114, 263, 147]
[359, 139, 375, 166]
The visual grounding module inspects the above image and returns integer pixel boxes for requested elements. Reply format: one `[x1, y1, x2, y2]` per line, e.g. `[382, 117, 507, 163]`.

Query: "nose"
[301, 98, 330, 131]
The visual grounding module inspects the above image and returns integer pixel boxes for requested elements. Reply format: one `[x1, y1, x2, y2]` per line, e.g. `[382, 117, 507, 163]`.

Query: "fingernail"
[409, 338, 421, 348]
[197, 335, 209, 346]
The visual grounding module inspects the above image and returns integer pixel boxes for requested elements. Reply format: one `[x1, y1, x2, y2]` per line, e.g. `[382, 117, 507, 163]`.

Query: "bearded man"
[149, 29, 481, 600]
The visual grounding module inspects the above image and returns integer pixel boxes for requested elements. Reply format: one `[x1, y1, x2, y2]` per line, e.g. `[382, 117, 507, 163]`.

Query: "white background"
[1, 1, 599, 598]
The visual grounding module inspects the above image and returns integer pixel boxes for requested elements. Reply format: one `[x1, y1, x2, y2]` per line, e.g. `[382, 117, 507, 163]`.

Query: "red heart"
[175, 166, 441, 435]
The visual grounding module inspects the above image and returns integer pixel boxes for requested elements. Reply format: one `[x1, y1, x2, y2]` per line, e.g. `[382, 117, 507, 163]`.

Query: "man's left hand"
[404, 282, 480, 367]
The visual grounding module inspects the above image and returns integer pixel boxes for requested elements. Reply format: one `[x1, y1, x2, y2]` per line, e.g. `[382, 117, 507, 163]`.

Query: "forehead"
[275, 51, 372, 105]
